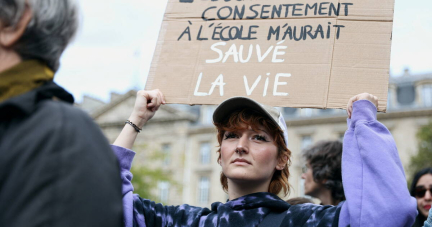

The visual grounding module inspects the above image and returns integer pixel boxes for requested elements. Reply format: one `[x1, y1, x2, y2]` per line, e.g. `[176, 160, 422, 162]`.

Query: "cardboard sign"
[146, 0, 394, 111]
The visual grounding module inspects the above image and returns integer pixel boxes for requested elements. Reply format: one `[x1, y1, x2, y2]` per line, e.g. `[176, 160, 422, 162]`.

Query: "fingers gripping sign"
[130, 89, 166, 128]
[346, 93, 378, 119]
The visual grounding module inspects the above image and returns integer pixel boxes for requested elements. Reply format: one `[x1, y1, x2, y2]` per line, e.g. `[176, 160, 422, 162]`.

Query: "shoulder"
[35, 99, 104, 136]
[27, 99, 112, 154]
[282, 203, 342, 227]
[36, 99, 93, 123]
[133, 196, 212, 226]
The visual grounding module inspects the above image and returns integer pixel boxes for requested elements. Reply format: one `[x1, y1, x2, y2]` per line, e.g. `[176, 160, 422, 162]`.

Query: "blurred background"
[55, 0, 432, 206]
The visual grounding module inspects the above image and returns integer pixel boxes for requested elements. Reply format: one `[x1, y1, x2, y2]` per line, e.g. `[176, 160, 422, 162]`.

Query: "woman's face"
[415, 174, 432, 217]
[219, 125, 284, 186]
[301, 162, 322, 197]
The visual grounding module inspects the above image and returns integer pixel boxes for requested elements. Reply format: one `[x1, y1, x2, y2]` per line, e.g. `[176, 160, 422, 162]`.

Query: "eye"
[224, 132, 238, 140]
[252, 134, 268, 142]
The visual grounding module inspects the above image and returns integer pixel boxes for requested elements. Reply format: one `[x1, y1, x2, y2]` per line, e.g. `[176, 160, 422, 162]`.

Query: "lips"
[232, 158, 251, 165]
[424, 205, 431, 210]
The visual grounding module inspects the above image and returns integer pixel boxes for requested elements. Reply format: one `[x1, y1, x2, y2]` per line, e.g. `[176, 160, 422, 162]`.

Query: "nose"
[301, 173, 306, 179]
[236, 134, 249, 154]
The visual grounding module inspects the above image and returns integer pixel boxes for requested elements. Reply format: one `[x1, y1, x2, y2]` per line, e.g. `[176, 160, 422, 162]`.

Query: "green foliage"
[408, 120, 432, 182]
[130, 144, 177, 203]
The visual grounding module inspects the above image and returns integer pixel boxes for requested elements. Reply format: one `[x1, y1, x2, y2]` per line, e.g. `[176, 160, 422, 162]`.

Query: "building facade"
[79, 71, 432, 207]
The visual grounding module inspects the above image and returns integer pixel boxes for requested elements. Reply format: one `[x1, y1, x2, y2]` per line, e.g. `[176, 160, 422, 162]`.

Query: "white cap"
[213, 97, 289, 147]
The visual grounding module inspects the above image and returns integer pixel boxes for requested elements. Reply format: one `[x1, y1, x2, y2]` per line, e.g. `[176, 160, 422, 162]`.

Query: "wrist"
[128, 115, 147, 129]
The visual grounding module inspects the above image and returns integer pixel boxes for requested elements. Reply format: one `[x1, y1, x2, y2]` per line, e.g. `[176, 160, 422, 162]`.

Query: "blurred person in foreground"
[301, 140, 345, 205]
[410, 168, 432, 227]
[0, 1, 122, 226]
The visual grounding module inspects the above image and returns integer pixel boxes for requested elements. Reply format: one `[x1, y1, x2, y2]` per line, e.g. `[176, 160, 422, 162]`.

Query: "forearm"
[340, 100, 417, 227]
[114, 89, 164, 150]
[113, 115, 146, 150]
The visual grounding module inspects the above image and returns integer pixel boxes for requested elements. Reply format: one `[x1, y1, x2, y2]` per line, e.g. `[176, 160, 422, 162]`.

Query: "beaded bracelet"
[125, 120, 142, 133]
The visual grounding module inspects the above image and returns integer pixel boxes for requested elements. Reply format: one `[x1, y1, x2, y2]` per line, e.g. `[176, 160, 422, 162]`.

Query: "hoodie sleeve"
[111, 145, 210, 227]
[112, 145, 136, 227]
[338, 100, 417, 227]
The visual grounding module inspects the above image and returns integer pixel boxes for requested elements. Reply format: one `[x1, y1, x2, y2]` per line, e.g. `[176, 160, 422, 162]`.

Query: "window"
[158, 181, 170, 203]
[161, 143, 171, 165]
[299, 178, 306, 196]
[199, 142, 211, 164]
[300, 108, 313, 117]
[422, 84, 432, 107]
[338, 133, 345, 142]
[301, 135, 313, 150]
[387, 90, 393, 109]
[283, 107, 297, 116]
[201, 105, 216, 125]
[397, 85, 415, 105]
[320, 109, 333, 115]
[274, 107, 283, 113]
[299, 178, 312, 199]
[198, 176, 210, 205]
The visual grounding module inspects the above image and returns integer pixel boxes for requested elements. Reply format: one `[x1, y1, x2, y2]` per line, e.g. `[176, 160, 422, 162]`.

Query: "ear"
[0, 4, 32, 48]
[276, 154, 288, 170]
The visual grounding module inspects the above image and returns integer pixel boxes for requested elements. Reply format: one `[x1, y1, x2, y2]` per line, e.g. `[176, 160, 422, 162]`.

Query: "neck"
[0, 49, 21, 73]
[227, 178, 271, 200]
[316, 189, 337, 205]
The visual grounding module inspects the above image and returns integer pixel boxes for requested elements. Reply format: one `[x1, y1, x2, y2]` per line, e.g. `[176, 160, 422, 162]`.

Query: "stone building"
[78, 70, 432, 207]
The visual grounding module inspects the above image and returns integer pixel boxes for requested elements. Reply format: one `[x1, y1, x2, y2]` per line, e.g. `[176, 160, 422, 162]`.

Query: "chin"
[420, 209, 429, 217]
[227, 172, 252, 181]
[225, 170, 257, 182]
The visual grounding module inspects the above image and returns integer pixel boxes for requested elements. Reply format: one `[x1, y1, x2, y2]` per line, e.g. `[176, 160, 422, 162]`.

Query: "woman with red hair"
[112, 90, 416, 227]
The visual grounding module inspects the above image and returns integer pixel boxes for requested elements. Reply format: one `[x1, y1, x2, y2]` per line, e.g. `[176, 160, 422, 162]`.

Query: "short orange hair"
[214, 108, 291, 197]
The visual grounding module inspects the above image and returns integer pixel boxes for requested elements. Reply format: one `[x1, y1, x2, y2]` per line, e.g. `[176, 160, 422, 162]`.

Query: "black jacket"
[0, 82, 123, 227]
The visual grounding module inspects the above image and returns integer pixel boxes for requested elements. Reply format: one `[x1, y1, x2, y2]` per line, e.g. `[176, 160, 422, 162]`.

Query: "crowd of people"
[0, 0, 430, 227]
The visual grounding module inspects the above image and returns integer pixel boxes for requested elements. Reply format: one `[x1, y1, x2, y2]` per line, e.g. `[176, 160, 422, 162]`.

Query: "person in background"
[301, 140, 345, 205]
[0, 1, 122, 226]
[410, 168, 432, 227]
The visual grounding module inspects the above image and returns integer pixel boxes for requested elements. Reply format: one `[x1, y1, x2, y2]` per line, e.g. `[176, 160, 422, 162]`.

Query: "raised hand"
[114, 89, 166, 149]
[129, 89, 166, 128]
[346, 93, 378, 119]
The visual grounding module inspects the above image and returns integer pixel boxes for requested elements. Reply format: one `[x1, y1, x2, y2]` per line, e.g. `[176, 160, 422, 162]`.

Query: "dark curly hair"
[302, 140, 345, 203]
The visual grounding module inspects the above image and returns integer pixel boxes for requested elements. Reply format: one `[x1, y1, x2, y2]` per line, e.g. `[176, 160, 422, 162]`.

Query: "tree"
[408, 120, 432, 182]
[130, 144, 178, 204]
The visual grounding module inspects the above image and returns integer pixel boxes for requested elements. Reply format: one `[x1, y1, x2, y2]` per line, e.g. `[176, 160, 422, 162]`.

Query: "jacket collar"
[0, 81, 74, 118]
[0, 60, 55, 102]
[211, 192, 290, 212]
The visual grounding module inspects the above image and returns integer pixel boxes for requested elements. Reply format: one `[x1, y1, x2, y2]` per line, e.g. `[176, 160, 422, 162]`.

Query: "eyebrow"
[248, 128, 269, 134]
[416, 185, 432, 188]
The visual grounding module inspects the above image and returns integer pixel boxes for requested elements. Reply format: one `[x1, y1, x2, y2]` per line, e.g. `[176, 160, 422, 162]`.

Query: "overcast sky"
[54, 0, 432, 103]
